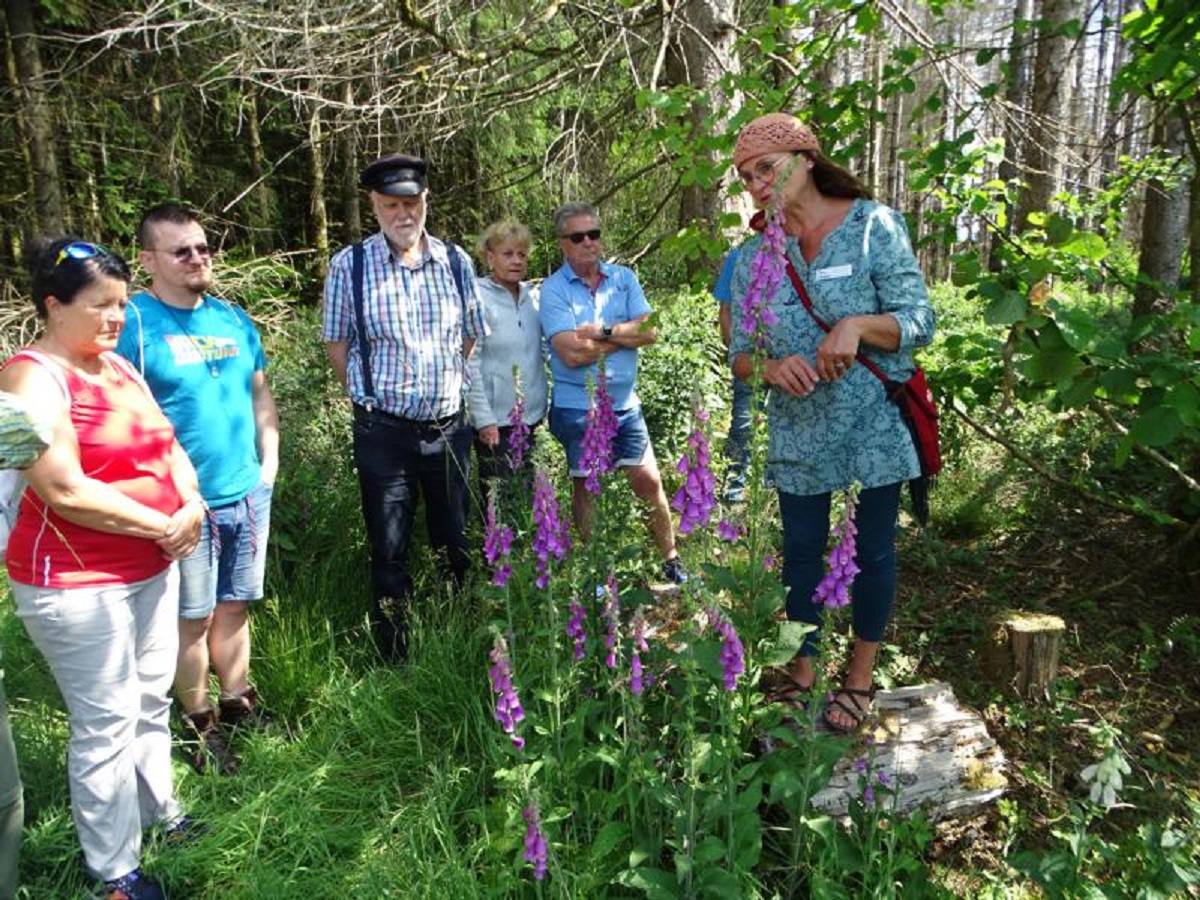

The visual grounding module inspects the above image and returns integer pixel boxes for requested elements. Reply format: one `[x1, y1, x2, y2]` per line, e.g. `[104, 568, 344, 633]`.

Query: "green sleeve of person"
[0, 391, 53, 469]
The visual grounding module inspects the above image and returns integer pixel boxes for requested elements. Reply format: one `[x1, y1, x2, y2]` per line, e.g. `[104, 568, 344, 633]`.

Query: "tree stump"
[806, 682, 1007, 821]
[983, 610, 1066, 702]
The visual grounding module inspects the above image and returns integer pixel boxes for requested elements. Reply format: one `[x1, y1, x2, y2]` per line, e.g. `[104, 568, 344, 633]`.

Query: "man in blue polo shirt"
[539, 202, 685, 584]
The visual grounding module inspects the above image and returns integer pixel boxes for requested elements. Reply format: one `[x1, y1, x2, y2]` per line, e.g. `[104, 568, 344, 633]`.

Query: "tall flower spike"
[566, 598, 587, 661]
[706, 605, 745, 691]
[601, 573, 621, 669]
[740, 204, 787, 347]
[531, 468, 571, 589]
[671, 402, 717, 535]
[522, 802, 549, 881]
[487, 634, 525, 750]
[507, 368, 531, 472]
[812, 489, 860, 609]
[483, 493, 515, 587]
[579, 371, 618, 495]
[630, 606, 650, 696]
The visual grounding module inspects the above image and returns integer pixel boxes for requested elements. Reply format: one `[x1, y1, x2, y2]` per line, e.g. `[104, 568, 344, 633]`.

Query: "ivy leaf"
[1129, 405, 1181, 447]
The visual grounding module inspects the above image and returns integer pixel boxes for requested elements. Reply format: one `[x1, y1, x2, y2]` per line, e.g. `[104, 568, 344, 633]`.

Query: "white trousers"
[12, 567, 183, 881]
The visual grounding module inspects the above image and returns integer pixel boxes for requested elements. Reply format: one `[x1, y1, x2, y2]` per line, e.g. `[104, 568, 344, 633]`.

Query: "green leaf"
[761, 620, 818, 666]
[1045, 213, 1074, 245]
[1052, 305, 1097, 350]
[975, 47, 1000, 65]
[1129, 406, 1181, 447]
[1167, 381, 1200, 425]
[591, 821, 630, 859]
[1059, 231, 1109, 260]
[1021, 348, 1082, 384]
[984, 291, 1028, 325]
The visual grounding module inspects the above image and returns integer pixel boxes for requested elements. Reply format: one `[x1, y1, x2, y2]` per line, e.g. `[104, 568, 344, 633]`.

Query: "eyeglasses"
[54, 241, 105, 267]
[562, 229, 601, 244]
[737, 155, 793, 187]
[153, 243, 212, 262]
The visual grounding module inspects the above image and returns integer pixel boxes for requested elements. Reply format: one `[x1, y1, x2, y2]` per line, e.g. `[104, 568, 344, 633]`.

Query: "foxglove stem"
[602, 573, 621, 669]
[671, 402, 717, 535]
[532, 468, 570, 589]
[579, 371, 618, 494]
[813, 488, 860, 609]
[522, 801, 549, 881]
[506, 389, 531, 472]
[566, 598, 587, 660]
[483, 493, 515, 587]
[487, 634, 525, 750]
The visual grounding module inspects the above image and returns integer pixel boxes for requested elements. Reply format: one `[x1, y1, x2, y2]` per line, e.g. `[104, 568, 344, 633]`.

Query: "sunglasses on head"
[563, 229, 601, 244]
[54, 241, 106, 267]
[156, 243, 212, 262]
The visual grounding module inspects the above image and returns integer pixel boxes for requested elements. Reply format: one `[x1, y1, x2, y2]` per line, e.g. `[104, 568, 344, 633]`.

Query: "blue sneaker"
[663, 556, 689, 585]
[103, 868, 165, 900]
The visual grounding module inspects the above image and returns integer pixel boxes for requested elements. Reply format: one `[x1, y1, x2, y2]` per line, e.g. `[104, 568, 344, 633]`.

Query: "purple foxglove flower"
[812, 491, 860, 610]
[762, 552, 778, 571]
[532, 469, 571, 589]
[579, 372, 618, 495]
[740, 207, 787, 348]
[630, 606, 650, 695]
[717, 519, 744, 543]
[863, 785, 876, 805]
[706, 605, 745, 691]
[522, 802, 549, 881]
[488, 634, 525, 750]
[854, 757, 868, 775]
[671, 402, 717, 535]
[877, 770, 890, 787]
[507, 388, 531, 472]
[566, 599, 587, 660]
[601, 573, 621, 669]
[483, 495, 516, 588]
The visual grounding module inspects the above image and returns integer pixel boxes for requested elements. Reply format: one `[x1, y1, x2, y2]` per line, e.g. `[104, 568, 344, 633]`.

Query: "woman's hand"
[815, 317, 862, 382]
[764, 355, 819, 396]
[157, 498, 205, 560]
[478, 425, 500, 448]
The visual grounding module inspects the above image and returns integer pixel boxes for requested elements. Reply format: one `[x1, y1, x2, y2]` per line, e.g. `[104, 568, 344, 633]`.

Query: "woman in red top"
[0, 238, 205, 900]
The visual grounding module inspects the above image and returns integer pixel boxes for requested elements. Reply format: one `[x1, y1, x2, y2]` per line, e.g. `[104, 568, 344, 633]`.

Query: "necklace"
[154, 294, 220, 378]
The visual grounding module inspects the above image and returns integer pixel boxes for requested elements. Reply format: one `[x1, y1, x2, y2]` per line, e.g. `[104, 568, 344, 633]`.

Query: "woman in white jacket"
[467, 220, 549, 493]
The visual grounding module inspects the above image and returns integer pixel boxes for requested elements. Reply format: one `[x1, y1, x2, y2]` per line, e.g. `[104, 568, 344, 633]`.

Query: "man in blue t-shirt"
[117, 203, 280, 776]
[714, 246, 761, 503]
[539, 202, 685, 585]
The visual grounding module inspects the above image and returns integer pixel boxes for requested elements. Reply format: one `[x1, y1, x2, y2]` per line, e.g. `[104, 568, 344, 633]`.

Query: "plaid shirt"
[323, 232, 487, 420]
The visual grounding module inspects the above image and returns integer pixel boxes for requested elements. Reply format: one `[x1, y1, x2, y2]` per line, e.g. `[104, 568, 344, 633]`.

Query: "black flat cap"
[360, 153, 428, 196]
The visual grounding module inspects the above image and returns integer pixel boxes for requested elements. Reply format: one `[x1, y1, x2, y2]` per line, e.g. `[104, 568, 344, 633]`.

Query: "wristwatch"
[602, 324, 614, 338]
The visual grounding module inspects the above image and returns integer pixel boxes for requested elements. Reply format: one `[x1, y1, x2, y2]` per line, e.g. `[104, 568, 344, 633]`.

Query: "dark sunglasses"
[563, 229, 601, 244]
[54, 241, 106, 267]
[154, 243, 212, 262]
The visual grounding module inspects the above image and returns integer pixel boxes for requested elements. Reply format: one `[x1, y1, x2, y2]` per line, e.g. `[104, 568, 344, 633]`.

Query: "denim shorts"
[550, 404, 652, 477]
[178, 480, 273, 619]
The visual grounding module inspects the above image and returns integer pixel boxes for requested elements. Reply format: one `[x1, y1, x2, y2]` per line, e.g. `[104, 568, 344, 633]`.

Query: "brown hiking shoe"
[218, 686, 274, 734]
[180, 707, 240, 775]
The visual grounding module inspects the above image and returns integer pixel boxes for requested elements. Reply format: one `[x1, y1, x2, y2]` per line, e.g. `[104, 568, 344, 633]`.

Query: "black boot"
[218, 686, 274, 734]
[371, 595, 409, 663]
[180, 707, 240, 775]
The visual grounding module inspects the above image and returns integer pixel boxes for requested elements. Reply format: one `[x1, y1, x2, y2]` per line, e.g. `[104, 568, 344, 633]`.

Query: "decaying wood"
[807, 682, 1007, 821]
[983, 609, 1066, 702]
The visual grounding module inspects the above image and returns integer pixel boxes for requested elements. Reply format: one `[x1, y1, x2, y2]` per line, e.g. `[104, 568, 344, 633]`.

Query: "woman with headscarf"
[727, 114, 935, 732]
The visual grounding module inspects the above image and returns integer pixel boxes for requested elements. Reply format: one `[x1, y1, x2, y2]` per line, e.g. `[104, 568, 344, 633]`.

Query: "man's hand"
[477, 425, 500, 448]
[764, 355, 820, 397]
[575, 322, 607, 342]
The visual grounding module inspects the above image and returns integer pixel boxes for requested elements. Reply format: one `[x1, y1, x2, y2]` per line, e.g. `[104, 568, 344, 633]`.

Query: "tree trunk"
[1132, 110, 1189, 321]
[1013, 0, 1079, 230]
[673, 0, 742, 274]
[309, 101, 329, 280]
[340, 81, 362, 246]
[4, 0, 64, 236]
[245, 85, 274, 253]
[983, 610, 1065, 702]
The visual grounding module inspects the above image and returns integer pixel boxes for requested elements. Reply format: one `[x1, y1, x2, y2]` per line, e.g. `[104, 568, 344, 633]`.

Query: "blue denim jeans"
[178, 480, 273, 619]
[779, 481, 902, 656]
[724, 376, 765, 498]
[352, 406, 473, 604]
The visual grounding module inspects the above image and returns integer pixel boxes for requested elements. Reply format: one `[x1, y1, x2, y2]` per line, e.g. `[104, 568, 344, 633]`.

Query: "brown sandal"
[822, 685, 875, 734]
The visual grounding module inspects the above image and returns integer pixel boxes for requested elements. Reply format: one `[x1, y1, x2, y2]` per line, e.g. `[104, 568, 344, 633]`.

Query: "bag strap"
[784, 261, 890, 386]
[351, 241, 377, 411]
[7, 349, 71, 405]
[445, 241, 467, 303]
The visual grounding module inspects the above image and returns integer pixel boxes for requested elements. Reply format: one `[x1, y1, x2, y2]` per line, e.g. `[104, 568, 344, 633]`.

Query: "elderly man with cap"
[322, 153, 486, 663]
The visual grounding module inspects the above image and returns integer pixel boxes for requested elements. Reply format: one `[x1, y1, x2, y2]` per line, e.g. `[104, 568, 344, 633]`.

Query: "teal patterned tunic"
[729, 199, 935, 496]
